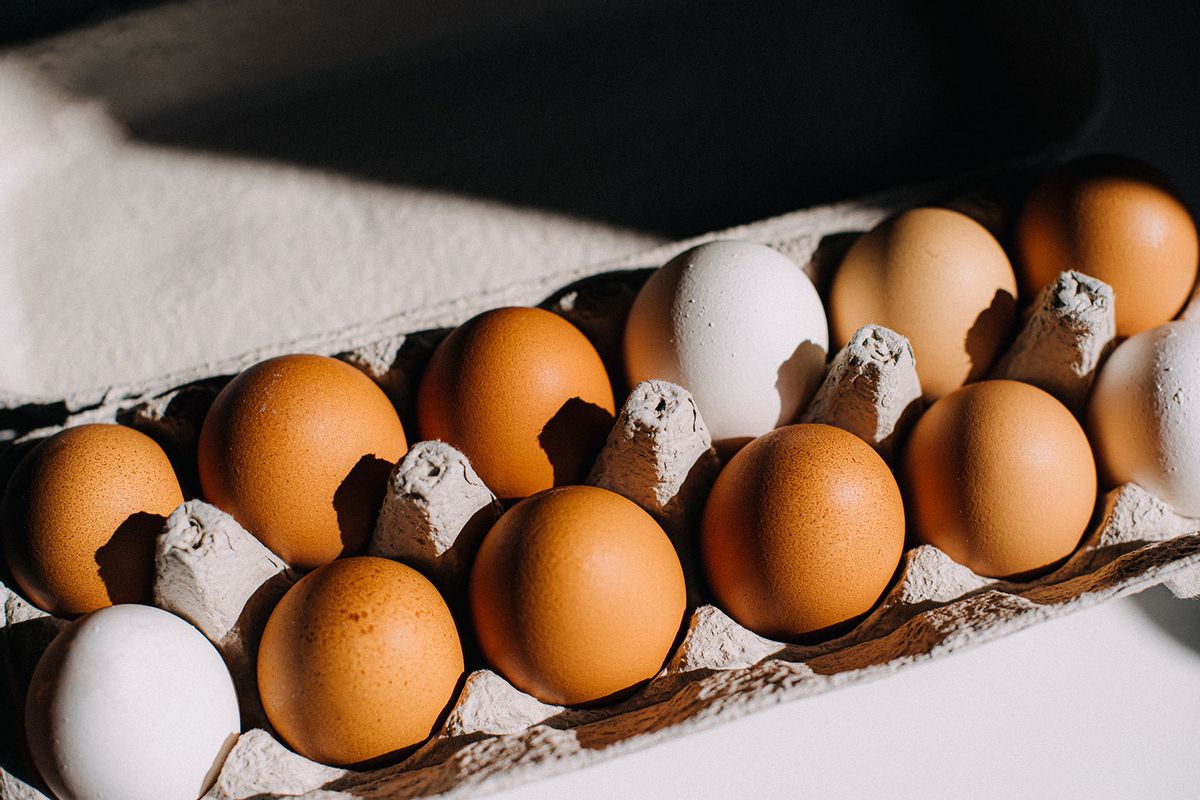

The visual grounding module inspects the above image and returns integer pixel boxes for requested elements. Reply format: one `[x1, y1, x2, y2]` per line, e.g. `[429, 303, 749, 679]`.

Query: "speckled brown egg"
[197, 354, 407, 569]
[257, 556, 463, 767]
[830, 207, 1018, 402]
[701, 424, 905, 640]
[903, 379, 1096, 579]
[1015, 155, 1199, 338]
[417, 307, 616, 500]
[469, 486, 686, 706]
[1, 424, 183, 616]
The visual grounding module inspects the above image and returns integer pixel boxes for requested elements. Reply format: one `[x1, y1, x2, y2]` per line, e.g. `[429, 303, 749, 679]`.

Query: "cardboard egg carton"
[4, 170, 1200, 800]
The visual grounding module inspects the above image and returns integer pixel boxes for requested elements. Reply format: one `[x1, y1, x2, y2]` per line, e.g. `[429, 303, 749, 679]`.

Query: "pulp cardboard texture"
[3, 171, 1200, 800]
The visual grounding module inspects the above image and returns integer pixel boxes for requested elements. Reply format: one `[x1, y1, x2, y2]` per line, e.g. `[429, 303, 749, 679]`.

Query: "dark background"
[3, 0, 1195, 238]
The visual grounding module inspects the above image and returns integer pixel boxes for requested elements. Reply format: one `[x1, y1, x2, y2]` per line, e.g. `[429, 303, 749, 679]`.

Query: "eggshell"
[1088, 320, 1200, 516]
[700, 424, 904, 640]
[469, 486, 686, 706]
[830, 207, 1018, 401]
[623, 240, 828, 452]
[25, 604, 240, 800]
[903, 379, 1096, 579]
[1015, 155, 1199, 338]
[197, 354, 408, 569]
[257, 556, 463, 767]
[1, 424, 184, 616]
[417, 307, 615, 500]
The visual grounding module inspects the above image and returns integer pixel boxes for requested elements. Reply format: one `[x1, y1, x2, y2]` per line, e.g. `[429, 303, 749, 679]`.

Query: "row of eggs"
[5, 154, 1199, 800]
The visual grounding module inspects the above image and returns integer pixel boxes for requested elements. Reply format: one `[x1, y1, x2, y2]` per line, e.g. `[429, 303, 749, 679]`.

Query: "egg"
[1015, 155, 1199, 338]
[700, 424, 904, 640]
[197, 354, 407, 569]
[1, 424, 184, 616]
[1088, 320, 1200, 516]
[623, 240, 828, 451]
[257, 556, 463, 766]
[25, 604, 239, 800]
[469, 486, 686, 706]
[417, 307, 615, 500]
[830, 207, 1018, 402]
[903, 380, 1096, 578]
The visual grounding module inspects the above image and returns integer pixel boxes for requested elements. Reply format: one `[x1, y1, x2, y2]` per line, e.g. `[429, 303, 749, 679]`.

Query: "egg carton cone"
[799, 324, 923, 462]
[4, 170, 1200, 800]
[586, 379, 721, 605]
[991, 270, 1116, 413]
[153, 501, 297, 730]
[369, 441, 502, 601]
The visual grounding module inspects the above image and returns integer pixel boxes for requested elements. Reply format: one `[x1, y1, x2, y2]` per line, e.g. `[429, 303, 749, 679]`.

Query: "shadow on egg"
[807, 230, 865, 303]
[94, 511, 165, 607]
[537, 397, 615, 488]
[775, 339, 829, 425]
[963, 286, 1017, 381]
[437, 502, 498, 669]
[441, 503, 497, 615]
[201, 732, 240, 797]
[332, 454, 395, 557]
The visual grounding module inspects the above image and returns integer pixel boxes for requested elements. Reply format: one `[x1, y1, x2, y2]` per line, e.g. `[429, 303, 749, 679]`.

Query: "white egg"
[1088, 319, 1200, 516]
[25, 604, 240, 800]
[623, 240, 828, 450]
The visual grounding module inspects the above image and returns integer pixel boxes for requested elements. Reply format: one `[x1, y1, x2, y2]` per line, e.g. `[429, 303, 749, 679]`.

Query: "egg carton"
[4, 169, 1200, 800]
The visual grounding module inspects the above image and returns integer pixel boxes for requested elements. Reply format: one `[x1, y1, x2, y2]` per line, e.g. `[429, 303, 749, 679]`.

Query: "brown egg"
[198, 354, 407, 569]
[903, 379, 1096, 579]
[257, 556, 463, 767]
[417, 307, 616, 500]
[701, 424, 905, 640]
[1, 424, 183, 616]
[1015, 155, 1199, 338]
[830, 207, 1018, 401]
[469, 486, 686, 706]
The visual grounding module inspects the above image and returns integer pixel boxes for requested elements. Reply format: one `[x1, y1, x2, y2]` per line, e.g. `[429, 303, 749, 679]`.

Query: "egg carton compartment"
[4, 167, 1200, 800]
